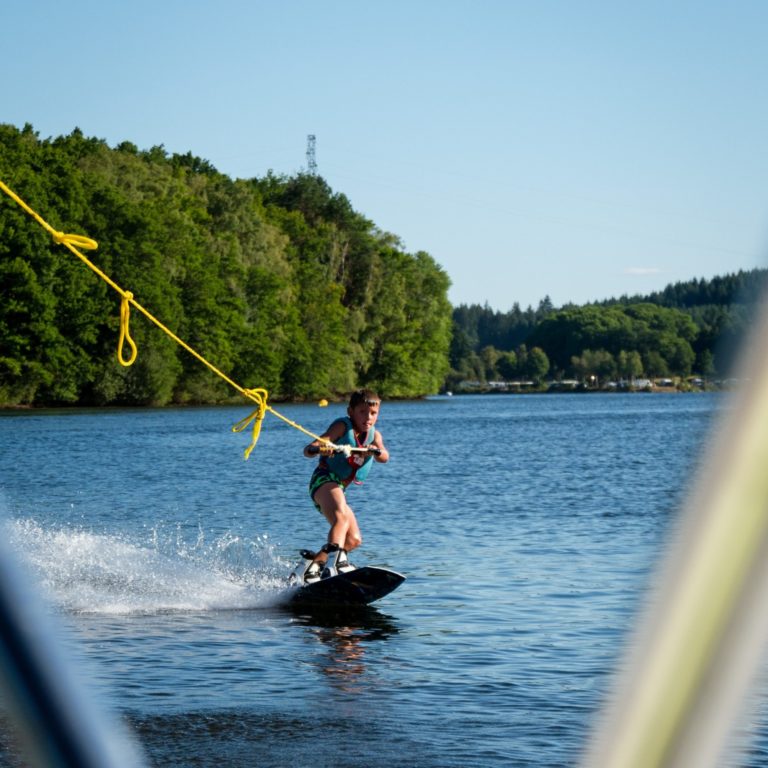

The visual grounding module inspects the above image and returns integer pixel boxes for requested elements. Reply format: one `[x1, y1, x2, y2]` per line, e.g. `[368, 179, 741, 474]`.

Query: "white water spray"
[5, 518, 292, 615]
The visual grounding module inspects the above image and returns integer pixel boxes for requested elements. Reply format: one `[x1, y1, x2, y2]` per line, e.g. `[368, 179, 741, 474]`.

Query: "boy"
[302, 389, 389, 582]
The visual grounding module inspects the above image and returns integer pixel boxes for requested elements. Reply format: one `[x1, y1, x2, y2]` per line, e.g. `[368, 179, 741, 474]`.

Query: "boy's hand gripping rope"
[0, 178, 328, 458]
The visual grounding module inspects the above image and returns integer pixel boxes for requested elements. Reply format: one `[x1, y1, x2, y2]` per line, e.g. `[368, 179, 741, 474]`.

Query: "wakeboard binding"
[290, 545, 356, 585]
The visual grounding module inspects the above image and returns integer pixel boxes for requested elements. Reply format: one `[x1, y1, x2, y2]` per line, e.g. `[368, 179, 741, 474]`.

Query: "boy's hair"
[349, 388, 380, 408]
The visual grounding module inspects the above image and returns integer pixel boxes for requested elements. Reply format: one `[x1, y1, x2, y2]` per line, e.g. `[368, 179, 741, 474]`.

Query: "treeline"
[0, 124, 452, 406]
[449, 271, 767, 388]
[3, 124, 764, 405]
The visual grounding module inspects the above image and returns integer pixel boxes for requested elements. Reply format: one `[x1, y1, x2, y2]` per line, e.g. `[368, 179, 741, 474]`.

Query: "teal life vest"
[322, 417, 376, 485]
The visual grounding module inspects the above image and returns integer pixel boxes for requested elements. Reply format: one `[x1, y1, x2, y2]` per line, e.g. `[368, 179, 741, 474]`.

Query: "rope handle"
[307, 444, 381, 457]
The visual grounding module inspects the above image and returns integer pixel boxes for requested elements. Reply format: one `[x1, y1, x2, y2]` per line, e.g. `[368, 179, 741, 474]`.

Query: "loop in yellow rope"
[117, 292, 138, 367]
[51, 231, 99, 251]
[231, 388, 269, 459]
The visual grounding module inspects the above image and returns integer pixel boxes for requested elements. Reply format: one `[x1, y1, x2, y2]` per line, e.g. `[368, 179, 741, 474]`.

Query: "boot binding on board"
[336, 549, 355, 573]
[304, 561, 322, 584]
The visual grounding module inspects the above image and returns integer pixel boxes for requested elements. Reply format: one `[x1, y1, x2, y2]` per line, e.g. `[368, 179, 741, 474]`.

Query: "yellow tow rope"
[0, 178, 328, 458]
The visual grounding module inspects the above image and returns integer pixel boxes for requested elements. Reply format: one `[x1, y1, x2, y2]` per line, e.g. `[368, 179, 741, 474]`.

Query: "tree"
[643, 350, 669, 378]
[696, 349, 715, 377]
[617, 350, 643, 381]
[523, 346, 550, 382]
[480, 346, 500, 381]
[571, 349, 616, 386]
[497, 350, 518, 381]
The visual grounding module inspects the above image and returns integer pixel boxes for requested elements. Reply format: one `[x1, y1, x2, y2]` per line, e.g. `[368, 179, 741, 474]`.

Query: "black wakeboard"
[288, 566, 405, 608]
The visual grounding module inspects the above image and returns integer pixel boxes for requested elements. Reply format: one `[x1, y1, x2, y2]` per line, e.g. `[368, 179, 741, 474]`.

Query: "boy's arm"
[303, 420, 346, 458]
[371, 431, 389, 463]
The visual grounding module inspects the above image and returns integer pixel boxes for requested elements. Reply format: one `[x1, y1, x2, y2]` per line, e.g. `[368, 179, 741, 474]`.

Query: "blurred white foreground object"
[0, 536, 147, 768]
[583, 300, 768, 768]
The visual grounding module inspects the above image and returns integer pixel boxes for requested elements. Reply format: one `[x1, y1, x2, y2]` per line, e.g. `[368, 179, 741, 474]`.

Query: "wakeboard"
[287, 555, 405, 608]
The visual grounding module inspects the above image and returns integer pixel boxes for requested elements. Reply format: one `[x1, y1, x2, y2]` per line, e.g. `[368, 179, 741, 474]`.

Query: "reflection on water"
[290, 606, 400, 693]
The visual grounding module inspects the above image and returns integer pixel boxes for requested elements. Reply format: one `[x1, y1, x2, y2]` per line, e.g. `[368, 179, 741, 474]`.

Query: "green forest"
[1, 124, 765, 407]
[0, 124, 452, 406]
[449, 270, 766, 391]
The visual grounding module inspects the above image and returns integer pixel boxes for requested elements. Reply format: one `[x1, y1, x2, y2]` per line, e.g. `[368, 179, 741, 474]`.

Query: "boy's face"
[349, 400, 380, 432]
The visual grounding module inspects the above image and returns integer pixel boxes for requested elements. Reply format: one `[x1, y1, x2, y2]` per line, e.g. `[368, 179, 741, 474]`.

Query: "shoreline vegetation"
[442, 376, 731, 396]
[1, 124, 764, 409]
[0, 376, 731, 412]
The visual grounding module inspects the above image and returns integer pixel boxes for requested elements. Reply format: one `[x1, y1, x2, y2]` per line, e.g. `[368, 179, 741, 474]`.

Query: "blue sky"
[2, 1, 767, 310]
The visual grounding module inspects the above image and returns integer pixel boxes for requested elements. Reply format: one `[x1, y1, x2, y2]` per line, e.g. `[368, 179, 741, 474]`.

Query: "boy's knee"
[347, 533, 362, 550]
[325, 503, 349, 523]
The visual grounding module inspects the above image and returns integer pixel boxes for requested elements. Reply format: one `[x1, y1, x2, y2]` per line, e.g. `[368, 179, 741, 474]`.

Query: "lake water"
[0, 392, 764, 767]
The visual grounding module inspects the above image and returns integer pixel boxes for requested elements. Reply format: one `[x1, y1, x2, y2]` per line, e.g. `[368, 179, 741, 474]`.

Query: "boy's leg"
[313, 483, 361, 551]
[341, 516, 362, 553]
[304, 482, 362, 582]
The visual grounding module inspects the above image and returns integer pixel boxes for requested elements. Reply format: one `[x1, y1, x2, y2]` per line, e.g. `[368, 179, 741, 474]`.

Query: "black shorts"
[308, 466, 346, 512]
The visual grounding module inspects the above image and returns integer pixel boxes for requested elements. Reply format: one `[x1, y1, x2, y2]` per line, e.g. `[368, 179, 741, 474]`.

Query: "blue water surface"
[1, 392, 760, 767]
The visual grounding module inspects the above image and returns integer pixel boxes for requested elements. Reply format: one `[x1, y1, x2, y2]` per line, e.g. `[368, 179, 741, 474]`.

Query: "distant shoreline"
[1, 383, 733, 412]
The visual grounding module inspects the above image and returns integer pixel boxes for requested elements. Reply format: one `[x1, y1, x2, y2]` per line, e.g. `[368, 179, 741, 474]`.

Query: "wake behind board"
[289, 566, 405, 608]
